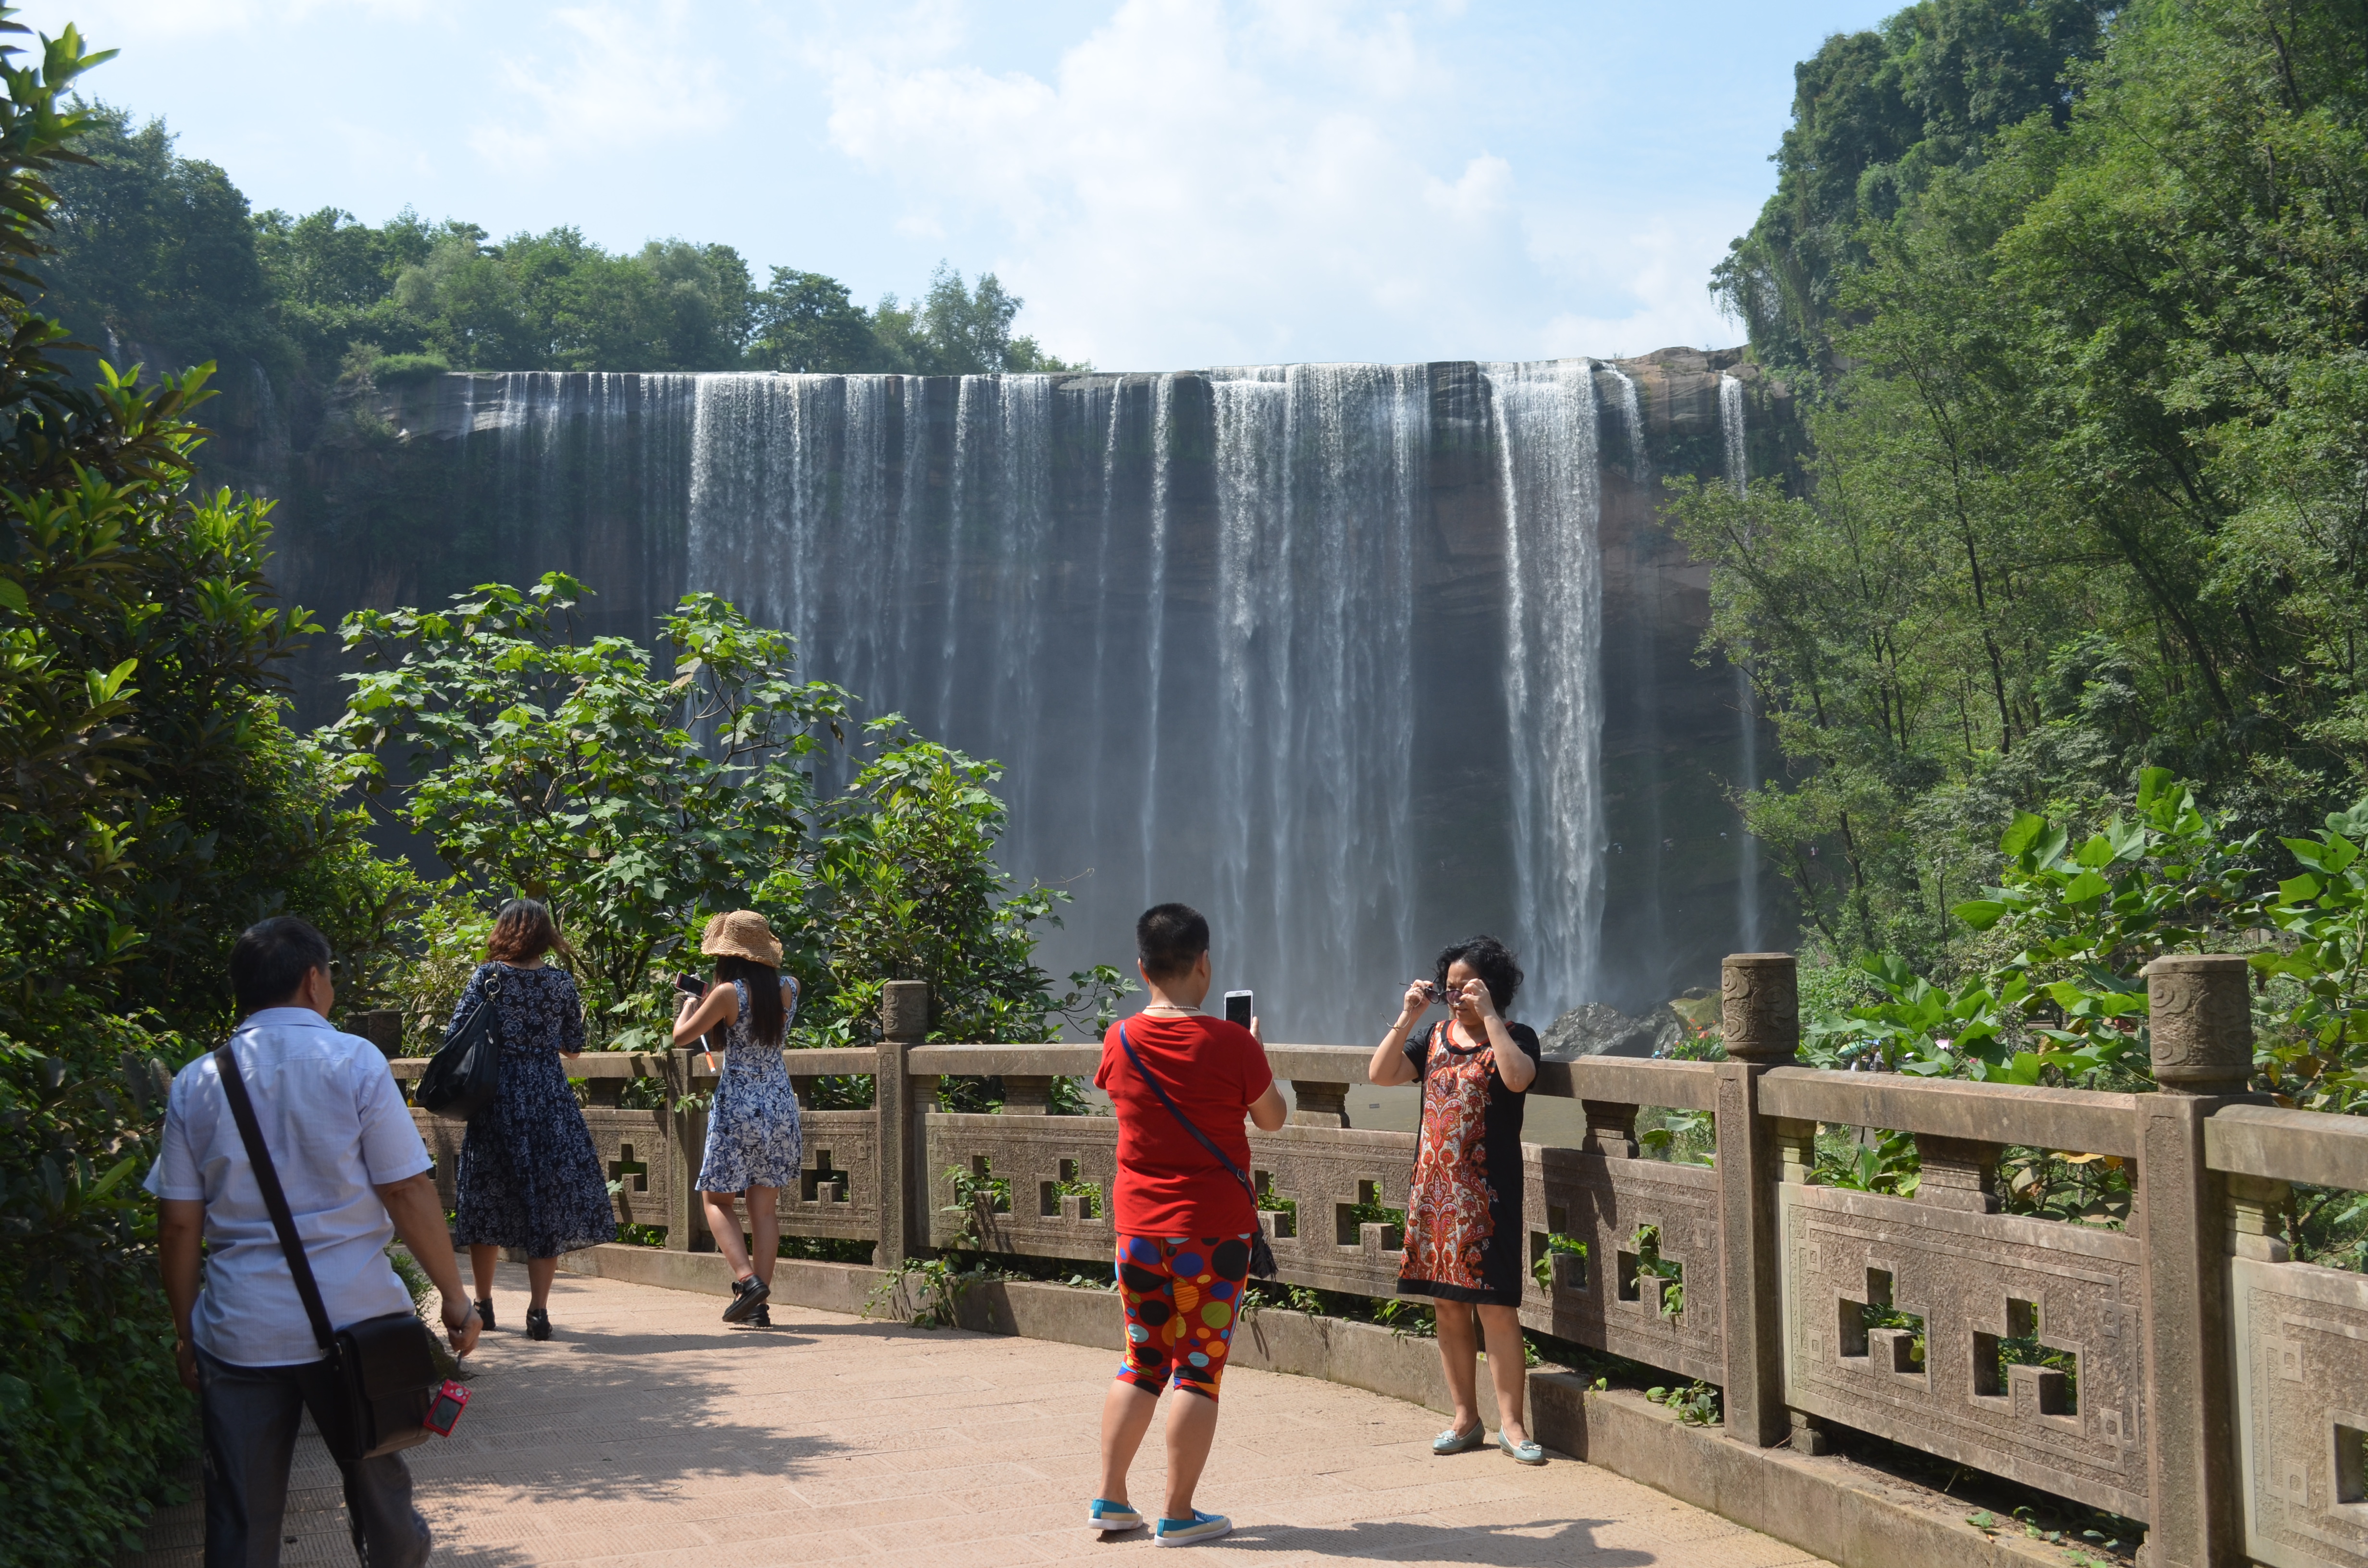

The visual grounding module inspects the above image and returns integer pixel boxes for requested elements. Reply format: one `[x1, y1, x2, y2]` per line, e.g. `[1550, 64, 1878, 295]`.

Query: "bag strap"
[1117, 1022, 1260, 1208]
[213, 1038, 338, 1353]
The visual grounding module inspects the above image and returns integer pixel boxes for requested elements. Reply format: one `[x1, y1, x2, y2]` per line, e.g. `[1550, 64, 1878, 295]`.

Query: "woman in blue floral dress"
[451, 899, 618, 1342]
[672, 910, 802, 1327]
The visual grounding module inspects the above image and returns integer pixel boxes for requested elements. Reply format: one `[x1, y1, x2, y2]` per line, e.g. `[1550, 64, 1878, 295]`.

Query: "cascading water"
[1719, 371, 1761, 950]
[1207, 365, 1424, 1034]
[1485, 361, 1605, 1017]
[387, 357, 1774, 1040]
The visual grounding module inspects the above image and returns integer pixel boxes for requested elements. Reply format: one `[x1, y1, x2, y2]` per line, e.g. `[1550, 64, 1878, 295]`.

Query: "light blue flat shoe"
[1088, 1498, 1144, 1532]
[1432, 1422, 1487, 1455]
[1498, 1430, 1547, 1465]
[1153, 1509, 1232, 1546]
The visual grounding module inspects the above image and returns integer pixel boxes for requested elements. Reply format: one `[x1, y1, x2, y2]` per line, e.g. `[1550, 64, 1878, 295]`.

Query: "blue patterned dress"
[695, 979, 803, 1193]
[450, 962, 618, 1258]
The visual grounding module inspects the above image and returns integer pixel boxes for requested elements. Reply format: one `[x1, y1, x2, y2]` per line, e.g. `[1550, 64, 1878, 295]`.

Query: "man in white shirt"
[147, 917, 480, 1568]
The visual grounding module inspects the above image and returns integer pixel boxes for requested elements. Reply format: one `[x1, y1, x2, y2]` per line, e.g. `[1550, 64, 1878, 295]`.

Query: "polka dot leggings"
[1115, 1233, 1254, 1400]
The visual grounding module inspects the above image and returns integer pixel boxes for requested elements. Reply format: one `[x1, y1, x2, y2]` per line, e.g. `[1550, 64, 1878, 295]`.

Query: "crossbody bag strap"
[213, 1039, 338, 1353]
[1118, 1023, 1260, 1207]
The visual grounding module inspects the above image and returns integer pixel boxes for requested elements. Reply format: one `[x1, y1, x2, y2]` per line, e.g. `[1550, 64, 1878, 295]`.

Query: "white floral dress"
[694, 979, 803, 1194]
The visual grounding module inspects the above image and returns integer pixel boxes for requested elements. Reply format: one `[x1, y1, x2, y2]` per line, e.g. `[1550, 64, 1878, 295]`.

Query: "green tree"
[777, 723, 1129, 1050]
[324, 573, 853, 1041]
[37, 99, 290, 380]
[0, 14, 429, 1562]
[1682, 0, 2368, 958]
[749, 267, 882, 372]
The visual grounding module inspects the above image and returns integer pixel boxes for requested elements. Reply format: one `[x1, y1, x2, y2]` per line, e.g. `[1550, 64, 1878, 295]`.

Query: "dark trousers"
[197, 1348, 431, 1568]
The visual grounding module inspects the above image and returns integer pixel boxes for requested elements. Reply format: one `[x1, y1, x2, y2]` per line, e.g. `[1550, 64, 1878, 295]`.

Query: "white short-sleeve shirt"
[144, 1008, 432, 1367]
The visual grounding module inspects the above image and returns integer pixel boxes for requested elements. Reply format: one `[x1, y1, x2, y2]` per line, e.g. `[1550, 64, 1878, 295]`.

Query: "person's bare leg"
[1161, 1386, 1222, 1520]
[526, 1256, 558, 1311]
[1098, 1379, 1160, 1507]
[703, 1192, 756, 1280]
[745, 1186, 779, 1288]
[469, 1244, 497, 1303]
[1433, 1301, 1483, 1437]
[1477, 1304, 1530, 1443]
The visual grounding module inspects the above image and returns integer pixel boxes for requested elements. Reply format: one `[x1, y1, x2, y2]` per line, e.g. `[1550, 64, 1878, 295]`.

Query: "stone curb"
[542, 1243, 2076, 1568]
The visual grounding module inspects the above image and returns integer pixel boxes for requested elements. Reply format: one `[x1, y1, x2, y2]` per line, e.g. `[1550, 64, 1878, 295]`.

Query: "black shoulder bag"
[1117, 1023, 1278, 1278]
[212, 1041, 439, 1461]
[416, 973, 502, 1120]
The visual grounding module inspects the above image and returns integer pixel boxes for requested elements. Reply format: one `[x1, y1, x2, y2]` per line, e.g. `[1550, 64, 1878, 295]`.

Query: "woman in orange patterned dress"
[1367, 935, 1543, 1463]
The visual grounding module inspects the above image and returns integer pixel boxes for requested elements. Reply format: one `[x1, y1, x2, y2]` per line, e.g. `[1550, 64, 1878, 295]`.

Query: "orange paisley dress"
[1396, 1018, 1540, 1307]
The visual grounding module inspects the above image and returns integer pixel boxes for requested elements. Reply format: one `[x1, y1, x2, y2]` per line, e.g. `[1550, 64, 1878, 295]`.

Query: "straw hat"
[700, 910, 782, 967]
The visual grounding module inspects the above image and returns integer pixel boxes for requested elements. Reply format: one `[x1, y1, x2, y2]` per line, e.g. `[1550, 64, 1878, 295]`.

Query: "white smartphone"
[1223, 990, 1254, 1028]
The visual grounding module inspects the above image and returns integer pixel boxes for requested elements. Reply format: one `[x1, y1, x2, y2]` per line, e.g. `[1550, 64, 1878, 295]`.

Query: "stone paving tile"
[123, 1262, 1832, 1567]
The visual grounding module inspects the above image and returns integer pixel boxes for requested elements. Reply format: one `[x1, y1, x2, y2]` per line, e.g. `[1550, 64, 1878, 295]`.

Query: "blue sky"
[22, 1, 1890, 369]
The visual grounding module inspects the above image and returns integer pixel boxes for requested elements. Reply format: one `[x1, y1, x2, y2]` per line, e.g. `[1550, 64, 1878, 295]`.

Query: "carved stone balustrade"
[374, 952, 2368, 1568]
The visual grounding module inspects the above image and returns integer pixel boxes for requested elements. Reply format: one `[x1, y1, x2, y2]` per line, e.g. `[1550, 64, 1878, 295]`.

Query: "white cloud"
[469, 2, 732, 172]
[810, 0, 1739, 367]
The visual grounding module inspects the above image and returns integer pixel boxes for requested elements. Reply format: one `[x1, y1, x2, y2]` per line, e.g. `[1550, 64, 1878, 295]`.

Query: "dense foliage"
[1684, 0, 2368, 976]
[0, 15, 429, 1564]
[327, 577, 1128, 1058]
[325, 573, 851, 1044]
[36, 105, 1079, 385]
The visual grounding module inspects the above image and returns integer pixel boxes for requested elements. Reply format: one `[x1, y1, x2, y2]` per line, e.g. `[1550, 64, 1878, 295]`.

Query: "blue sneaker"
[1088, 1499, 1144, 1532]
[1153, 1510, 1232, 1547]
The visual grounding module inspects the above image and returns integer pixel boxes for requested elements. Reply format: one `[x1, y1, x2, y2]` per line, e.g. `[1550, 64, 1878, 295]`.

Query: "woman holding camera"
[1366, 935, 1544, 1464]
[672, 910, 802, 1329]
[452, 898, 617, 1342]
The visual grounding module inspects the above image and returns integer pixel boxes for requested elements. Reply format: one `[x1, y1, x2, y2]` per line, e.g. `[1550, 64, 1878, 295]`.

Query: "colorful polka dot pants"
[1115, 1233, 1253, 1400]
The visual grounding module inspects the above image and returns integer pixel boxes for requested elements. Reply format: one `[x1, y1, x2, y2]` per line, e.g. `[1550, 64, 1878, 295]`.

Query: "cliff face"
[204, 352, 1796, 1032]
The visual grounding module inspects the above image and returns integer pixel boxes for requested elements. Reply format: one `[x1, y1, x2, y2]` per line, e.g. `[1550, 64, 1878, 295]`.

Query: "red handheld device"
[423, 1378, 469, 1436]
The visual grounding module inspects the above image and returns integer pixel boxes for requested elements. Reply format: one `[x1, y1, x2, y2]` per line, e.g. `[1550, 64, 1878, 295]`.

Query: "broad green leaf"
[2279, 874, 2322, 906]
[1998, 812, 2047, 857]
[2061, 870, 2109, 904]
[1952, 899, 2008, 931]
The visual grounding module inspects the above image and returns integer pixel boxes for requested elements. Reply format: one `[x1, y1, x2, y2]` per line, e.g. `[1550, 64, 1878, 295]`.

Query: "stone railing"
[388, 957, 2368, 1568]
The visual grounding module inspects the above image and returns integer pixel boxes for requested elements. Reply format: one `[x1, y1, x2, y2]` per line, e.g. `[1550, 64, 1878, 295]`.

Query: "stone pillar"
[1000, 1075, 1054, 1115]
[2145, 954, 2255, 1095]
[1580, 1100, 1639, 1159]
[1916, 1135, 2003, 1213]
[2136, 954, 2252, 1568]
[874, 980, 929, 1267]
[1714, 952, 1798, 1448]
[664, 1048, 696, 1251]
[1289, 1080, 1350, 1127]
[348, 1008, 404, 1058]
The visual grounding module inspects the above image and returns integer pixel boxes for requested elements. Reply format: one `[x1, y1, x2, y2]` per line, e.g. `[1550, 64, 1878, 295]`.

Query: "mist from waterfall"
[1719, 372, 1761, 950]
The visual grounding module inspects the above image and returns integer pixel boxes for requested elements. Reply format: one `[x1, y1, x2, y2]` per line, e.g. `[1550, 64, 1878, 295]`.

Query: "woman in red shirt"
[1088, 904, 1287, 1547]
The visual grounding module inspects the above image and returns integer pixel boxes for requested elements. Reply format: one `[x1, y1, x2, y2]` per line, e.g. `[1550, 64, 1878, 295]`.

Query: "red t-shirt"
[1095, 1012, 1274, 1238]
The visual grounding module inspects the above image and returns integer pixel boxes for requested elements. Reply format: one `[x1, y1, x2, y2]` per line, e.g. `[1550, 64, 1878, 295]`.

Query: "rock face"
[1540, 1001, 1680, 1061]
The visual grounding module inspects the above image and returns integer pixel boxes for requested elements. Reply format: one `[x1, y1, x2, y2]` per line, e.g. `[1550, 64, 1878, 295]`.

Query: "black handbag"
[416, 974, 502, 1120]
[1117, 1023, 1279, 1278]
[213, 1041, 440, 1461]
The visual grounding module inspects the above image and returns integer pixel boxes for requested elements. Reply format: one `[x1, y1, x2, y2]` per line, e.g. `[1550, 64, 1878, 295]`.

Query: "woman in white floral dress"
[672, 911, 801, 1327]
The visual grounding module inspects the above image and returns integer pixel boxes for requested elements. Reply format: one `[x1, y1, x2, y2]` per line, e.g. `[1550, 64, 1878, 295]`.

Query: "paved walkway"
[131, 1263, 1830, 1567]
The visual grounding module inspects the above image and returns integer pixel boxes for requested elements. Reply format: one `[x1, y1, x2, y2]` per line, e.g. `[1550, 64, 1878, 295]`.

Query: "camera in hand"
[1223, 990, 1253, 1028]
[675, 971, 707, 997]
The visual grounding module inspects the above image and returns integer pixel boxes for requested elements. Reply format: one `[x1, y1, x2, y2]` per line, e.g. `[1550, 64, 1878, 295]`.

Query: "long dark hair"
[715, 955, 786, 1047]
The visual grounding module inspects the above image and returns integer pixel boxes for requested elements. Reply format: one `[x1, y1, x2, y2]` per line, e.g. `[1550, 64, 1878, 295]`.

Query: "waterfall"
[444, 363, 1622, 1041]
[1719, 372, 1760, 950]
[1486, 360, 1604, 1018]
[1206, 365, 1424, 1034]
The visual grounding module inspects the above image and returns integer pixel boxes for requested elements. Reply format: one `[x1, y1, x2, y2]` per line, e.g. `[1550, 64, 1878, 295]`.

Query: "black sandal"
[526, 1306, 551, 1341]
[475, 1298, 496, 1332]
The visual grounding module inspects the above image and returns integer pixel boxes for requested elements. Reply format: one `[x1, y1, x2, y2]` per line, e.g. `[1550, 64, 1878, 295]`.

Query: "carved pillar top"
[2142, 954, 2252, 1095]
[882, 980, 929, 1044]
[1720, 953, 1800, 1064]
